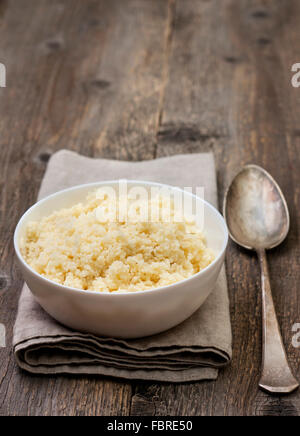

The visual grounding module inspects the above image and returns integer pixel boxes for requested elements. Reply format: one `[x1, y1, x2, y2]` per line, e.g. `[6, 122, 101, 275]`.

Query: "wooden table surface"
[0, 0, 300, 416]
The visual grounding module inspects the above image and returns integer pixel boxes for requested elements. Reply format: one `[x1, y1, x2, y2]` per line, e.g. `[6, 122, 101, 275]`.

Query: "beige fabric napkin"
[13, 150, 232, 382]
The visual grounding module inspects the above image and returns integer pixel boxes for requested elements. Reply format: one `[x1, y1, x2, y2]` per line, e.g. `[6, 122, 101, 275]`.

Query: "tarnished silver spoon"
[224, 164, 299, 394]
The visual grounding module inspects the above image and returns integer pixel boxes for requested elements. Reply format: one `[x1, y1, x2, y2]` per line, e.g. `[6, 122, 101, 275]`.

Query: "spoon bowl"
[223, 165, 290, 250]
[224, 164, 299, 394]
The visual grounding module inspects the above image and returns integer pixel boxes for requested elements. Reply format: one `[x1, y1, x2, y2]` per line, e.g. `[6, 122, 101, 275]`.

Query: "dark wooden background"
[0, 0, 299, 416]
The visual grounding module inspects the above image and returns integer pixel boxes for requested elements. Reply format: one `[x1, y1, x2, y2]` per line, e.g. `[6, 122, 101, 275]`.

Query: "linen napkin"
[13, 150, 232, 382]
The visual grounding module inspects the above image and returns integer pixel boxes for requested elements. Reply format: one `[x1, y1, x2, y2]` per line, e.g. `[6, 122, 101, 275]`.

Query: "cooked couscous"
[21, 189, 214, 292]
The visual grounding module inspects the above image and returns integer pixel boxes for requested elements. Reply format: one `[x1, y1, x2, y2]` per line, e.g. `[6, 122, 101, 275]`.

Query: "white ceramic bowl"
[14, 180, 228, 339]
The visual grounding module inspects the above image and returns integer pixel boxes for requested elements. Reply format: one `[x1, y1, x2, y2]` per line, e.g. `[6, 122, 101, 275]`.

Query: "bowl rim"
[14, 180, 228, 297]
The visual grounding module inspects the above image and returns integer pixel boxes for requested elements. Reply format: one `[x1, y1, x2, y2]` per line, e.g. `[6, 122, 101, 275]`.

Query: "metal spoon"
[223, 164, 299, 394]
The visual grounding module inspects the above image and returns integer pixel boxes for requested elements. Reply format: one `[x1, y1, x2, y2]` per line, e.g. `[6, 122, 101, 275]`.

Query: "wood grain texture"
[132, 0, 300, 416]
[0, 0, 169, 416]
[1, 0, 300, 416]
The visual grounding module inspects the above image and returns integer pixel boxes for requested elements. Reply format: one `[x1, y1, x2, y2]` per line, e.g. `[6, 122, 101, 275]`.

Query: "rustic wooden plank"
[131, 0, 300, 416]
[0, 0, 169, 416]
[1, 0, 300, 417]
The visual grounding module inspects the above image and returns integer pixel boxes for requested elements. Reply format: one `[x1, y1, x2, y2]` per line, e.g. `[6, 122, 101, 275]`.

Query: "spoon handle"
[258, 249, 299, 394]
